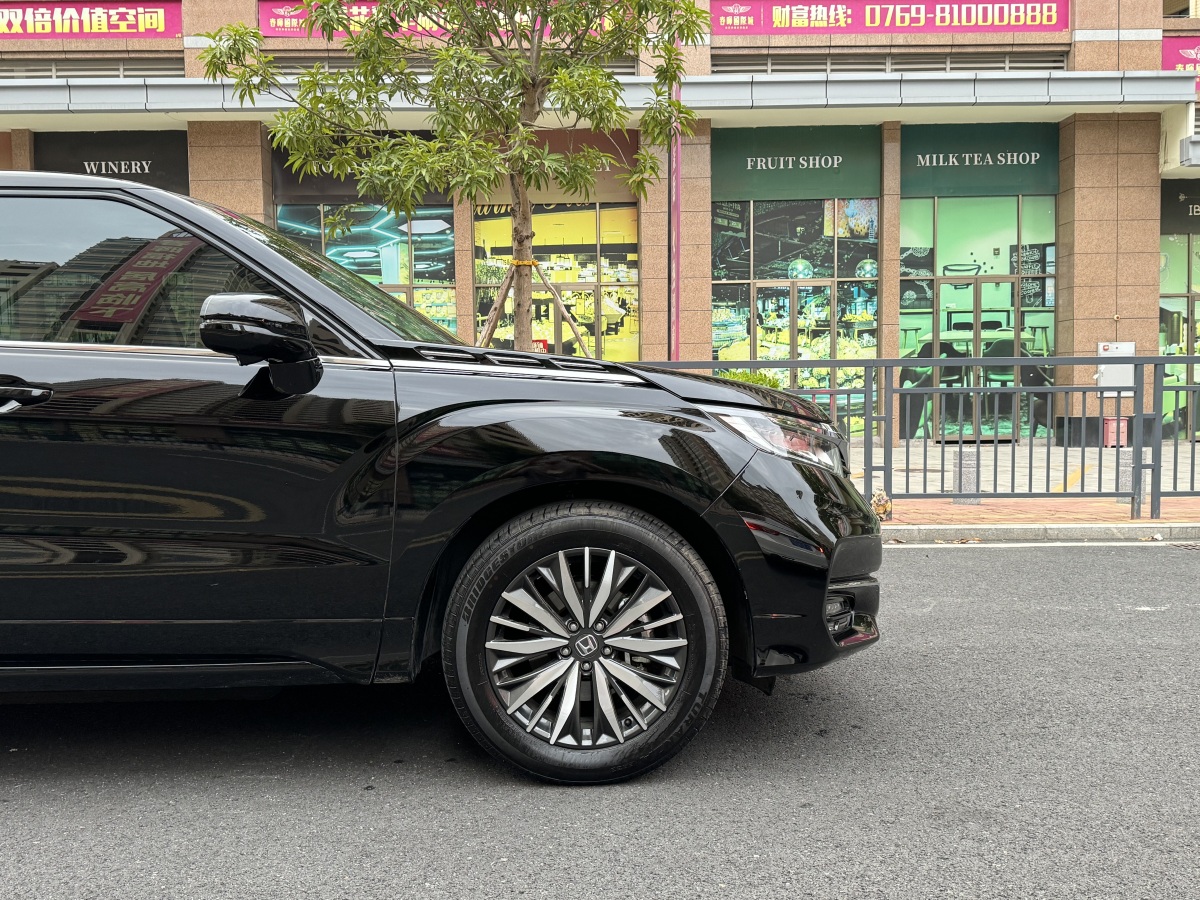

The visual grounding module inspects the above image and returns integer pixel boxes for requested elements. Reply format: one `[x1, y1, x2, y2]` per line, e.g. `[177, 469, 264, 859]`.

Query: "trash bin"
[1102, 416, 1129, 447]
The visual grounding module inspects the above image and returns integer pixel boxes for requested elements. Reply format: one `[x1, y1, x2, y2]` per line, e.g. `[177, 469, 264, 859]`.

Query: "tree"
[202, 0, 707, 353]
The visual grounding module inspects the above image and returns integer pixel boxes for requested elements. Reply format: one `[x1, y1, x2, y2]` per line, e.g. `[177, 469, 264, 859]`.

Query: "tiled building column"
[187, 122, 274, 224]
[183, 0, 258, 77]
[10, 130, 33, 170]
[1057, 113, 1161, 413]
[641, 121, 712, 363]
[1070, 0, 1161, 72]
[640, 147, 669, 360]
[678, 121, 713, 362]
[453, 199, 476, 338]
[877, 122, 902, 362]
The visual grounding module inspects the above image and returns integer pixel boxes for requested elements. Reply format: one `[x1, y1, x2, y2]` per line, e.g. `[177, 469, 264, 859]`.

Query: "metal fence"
[644, 355, 1200, 519]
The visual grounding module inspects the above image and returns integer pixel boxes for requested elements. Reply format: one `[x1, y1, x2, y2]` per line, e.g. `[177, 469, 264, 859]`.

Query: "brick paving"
[881, 496, 1200, 526]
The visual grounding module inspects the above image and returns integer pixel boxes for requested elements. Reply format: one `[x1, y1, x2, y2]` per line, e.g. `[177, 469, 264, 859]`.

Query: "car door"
[0, 191, 397, 683]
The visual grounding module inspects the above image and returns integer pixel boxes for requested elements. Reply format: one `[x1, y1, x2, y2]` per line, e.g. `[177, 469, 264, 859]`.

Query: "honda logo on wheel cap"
[574, 634, 599, 657]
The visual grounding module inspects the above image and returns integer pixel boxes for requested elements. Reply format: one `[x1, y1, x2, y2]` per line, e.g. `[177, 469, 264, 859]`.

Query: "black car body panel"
[629, 365, 830, 422]
[0, 172, 881, 694]
[0, 345, 397, 682]
[703, 450, 881, 676]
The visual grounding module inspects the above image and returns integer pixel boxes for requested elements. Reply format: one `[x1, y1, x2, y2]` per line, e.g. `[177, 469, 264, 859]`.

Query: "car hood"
[629, 366, 829, 423]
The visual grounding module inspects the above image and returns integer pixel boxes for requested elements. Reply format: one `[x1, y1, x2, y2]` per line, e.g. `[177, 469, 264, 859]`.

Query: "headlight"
[708, 407, 845, 472]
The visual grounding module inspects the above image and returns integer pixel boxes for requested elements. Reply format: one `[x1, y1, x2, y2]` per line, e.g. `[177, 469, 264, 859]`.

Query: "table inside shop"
[917, 329, 1035, 353]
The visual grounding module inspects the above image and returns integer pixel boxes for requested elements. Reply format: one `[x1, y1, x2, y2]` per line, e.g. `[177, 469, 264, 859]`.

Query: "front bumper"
[703, 450, 882, 677]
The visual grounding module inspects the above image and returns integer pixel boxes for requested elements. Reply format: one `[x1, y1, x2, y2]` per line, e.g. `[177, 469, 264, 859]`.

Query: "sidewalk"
[879, 496, 1200, 542]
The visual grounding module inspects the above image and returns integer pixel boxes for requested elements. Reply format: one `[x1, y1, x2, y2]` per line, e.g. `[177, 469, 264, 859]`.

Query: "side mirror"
[200, 293, 323, 395]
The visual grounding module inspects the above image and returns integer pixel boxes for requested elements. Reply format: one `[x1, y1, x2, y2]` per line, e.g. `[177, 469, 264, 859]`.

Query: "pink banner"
[0, 2, 181, 39]
[712, 2, 1068, 36]
[259, 2, 444, 38]
[1164, 36, 1200, 92]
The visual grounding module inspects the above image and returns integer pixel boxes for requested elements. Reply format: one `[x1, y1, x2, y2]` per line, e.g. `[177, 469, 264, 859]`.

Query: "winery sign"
[34, 131, 190, 195]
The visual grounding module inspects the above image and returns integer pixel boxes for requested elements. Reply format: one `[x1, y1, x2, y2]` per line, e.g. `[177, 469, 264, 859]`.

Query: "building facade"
[1, 0, 1198, 382]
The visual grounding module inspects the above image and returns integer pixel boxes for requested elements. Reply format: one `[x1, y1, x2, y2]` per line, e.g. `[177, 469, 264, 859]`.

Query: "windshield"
[201, 202, 462, 345]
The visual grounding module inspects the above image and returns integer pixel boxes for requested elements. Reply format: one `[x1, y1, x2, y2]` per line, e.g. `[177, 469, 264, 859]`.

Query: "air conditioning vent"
[710, 51, 1068, 75]
[274, 54, 636, 77]
[553, 358, 608, 372]
[0, 56, 185, 79]
[483, 352, 546, 368]
[414, 346, 480, 363]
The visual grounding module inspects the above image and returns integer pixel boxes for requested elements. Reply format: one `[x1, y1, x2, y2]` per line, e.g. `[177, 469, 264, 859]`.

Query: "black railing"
[643, 356, 1200, 519]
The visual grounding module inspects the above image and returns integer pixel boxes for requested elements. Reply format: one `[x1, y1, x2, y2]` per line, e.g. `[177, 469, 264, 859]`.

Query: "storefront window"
[935, 197, 1018, 278]
[899, 195, 1056, 363]
[752, 200, 834, 281]
[712, 283, 751, 361]
[898, 195, 1056, 440]
[712, 201, 751, 281]
[277, 203, 457, 333]
[710, 198, 879, 388]
[472, 203, 640, 361]
[1160, 234, 1200, 387]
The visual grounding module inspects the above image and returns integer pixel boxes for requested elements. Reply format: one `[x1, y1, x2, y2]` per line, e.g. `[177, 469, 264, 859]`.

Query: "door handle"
[0, 382, 53, 411]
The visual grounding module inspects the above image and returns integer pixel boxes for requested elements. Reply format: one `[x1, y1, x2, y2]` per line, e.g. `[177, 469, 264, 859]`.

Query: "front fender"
[376, 403, 756, 676]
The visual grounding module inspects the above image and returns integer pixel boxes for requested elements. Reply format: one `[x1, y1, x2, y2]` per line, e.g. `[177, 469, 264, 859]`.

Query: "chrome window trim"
[0, 339, 392, 369]
[388, 357, 643, 383]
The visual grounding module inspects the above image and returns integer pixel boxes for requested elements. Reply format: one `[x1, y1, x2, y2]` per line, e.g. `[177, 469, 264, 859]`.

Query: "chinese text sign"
[0, 2, 181, 39]
[711, 2, 1069, 36]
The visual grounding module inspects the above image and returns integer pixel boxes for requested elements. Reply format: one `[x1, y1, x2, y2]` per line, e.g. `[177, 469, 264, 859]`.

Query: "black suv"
[0, 173, 880, 783]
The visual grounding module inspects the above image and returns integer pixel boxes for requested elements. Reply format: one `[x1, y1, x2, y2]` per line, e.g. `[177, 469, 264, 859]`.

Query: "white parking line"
[884, 541, 1177, 549]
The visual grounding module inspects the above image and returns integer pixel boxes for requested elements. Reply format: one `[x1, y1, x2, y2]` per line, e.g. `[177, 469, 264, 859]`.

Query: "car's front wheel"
[443, 501, 728, 784]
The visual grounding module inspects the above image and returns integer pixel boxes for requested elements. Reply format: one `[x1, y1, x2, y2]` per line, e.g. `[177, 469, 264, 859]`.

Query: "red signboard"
[1164, 35, 1200, 92]
[0, 2, 182, 39]
[259, 1, 443, 38]
[711, 1, 1069, 36]
[71, 235, 202, 326]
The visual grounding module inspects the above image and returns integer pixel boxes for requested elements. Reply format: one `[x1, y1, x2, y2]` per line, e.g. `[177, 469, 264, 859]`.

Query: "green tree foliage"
[202, 0, 707, 350]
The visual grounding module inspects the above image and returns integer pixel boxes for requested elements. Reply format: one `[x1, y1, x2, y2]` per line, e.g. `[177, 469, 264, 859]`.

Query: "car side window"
[0, 196, 353, 355]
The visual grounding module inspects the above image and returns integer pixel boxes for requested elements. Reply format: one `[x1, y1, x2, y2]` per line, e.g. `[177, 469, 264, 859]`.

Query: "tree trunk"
[509, 174, 534, 351]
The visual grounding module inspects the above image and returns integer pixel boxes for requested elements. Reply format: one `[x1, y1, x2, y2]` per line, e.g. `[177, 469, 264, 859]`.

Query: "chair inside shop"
[981, 338, 1017, 386]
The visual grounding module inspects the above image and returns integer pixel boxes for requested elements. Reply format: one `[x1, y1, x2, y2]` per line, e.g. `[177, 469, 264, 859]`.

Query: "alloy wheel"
[484, 547, 689, 748]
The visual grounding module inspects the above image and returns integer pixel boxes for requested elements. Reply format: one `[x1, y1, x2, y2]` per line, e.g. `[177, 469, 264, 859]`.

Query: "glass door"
[795, 282, 833, 390]
[934, 279, 1020, 437]
[535, 287, 597, 357]
[754, 283, 794, 386]
[751, 281, 834, 390]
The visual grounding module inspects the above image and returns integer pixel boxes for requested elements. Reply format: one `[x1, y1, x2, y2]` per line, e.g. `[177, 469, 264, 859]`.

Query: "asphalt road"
[2, 543, 1198, 900]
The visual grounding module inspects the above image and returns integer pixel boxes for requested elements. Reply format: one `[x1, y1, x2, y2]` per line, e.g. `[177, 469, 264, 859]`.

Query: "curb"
[880, 522, 1200, 543]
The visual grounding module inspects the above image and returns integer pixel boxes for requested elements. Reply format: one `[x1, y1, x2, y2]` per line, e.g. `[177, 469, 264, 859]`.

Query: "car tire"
[442, 501, 727, 784]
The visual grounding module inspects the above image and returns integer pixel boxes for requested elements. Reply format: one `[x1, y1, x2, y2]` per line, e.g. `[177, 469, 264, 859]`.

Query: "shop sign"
[712, 1, 1068, 36]
[901, 123, 1058, 197]
[70, 236, 203, 325]
[259, 1, 421, 37]
[34, 130, 189, 194]
[1162, 36, 1200, 92]
[1161, 181, 1200, 234]
[711, 126, 881, 201]
[0, 2, 181, 39]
